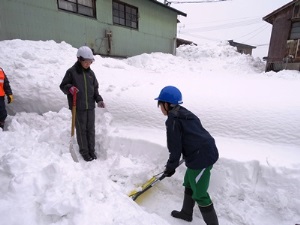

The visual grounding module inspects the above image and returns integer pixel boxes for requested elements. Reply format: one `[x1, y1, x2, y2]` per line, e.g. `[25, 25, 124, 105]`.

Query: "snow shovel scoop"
[128, 159, 184, 201]
[69, 91, 79, 162]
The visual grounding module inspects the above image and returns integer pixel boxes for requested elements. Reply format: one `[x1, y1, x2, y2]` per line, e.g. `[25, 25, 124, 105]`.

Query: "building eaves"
[228, 40, 256, 49]
[148, 0, 187, 17]
[263, 0, 296, 24]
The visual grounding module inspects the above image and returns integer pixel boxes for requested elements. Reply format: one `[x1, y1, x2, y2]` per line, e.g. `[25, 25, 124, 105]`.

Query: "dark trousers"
[75, 109, 95, 156]
[0, 96, 7, 122]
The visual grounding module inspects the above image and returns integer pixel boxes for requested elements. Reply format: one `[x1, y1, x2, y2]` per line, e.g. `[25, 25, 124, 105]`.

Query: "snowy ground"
[0, 39, 299, 225]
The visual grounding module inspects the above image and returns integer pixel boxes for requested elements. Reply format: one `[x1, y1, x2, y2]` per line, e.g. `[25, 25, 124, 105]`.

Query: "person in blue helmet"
[155, 86, 219, 225]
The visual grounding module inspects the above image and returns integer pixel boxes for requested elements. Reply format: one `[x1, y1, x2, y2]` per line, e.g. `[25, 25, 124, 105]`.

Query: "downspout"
[106, 30, 112, 55]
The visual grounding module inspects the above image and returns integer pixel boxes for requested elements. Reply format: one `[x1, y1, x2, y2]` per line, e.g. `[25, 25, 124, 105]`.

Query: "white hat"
[77, 46, 94, 60]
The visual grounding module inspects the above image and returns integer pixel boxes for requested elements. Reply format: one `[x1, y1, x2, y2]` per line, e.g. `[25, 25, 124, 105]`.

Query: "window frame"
[112, 0, 138, 30]
[57, 0, 97, 18]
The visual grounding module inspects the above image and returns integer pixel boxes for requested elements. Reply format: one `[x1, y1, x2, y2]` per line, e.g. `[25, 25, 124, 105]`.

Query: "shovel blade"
[128, 176, 159, 200]
[69, 137, 79, 162]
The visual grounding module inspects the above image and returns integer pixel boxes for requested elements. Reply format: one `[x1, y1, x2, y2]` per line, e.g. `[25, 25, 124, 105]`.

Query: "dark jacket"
[165, 106, 219, 170]
[60, 61, 103, 110]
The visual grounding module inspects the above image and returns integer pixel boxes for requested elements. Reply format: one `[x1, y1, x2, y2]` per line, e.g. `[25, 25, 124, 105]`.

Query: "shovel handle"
[72, 91, 77, 106]
[71, 92, 77, 137]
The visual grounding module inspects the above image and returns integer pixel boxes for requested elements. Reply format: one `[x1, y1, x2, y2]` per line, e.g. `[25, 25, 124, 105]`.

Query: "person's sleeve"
[60, 71, 73, 95]
[93, 76, 103, 103]
[165, 117, 182, 170]
[3, 75, 13, 95]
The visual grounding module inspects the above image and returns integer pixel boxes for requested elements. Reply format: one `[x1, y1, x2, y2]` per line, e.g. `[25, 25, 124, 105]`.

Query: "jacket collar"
[74, 61, 91, 73]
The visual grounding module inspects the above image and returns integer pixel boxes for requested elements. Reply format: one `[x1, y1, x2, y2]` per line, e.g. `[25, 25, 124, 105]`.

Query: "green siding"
[0, 0, 181, 57]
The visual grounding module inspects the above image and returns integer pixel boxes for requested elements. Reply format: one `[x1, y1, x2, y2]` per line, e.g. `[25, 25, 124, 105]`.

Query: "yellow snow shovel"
[128, 174, 163, 201]
[128, 159, 184, 201]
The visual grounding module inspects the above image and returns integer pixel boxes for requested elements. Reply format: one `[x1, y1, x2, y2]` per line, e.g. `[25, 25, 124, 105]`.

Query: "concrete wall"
[0, 0, 179, 57]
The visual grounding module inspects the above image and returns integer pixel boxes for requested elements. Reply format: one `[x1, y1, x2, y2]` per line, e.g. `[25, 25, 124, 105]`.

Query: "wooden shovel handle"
[71, 92, 77, 137]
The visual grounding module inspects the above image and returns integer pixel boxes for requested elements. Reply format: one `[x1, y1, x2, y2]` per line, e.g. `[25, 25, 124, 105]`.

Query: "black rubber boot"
[171, 188, 195, 222]
[82, 154, 93, 162]
[89, 152, 97, 160]
[0, 121, 4, 130]
[199, 204, 219, 225]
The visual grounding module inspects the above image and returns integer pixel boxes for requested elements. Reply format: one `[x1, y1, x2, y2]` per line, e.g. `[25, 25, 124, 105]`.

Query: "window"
[290, 21, 300, 40]
[58, 0, 96, 18]
[293, 2, 300, 19]
[286, 39, 300, 59]
[113, 1, 138, 29]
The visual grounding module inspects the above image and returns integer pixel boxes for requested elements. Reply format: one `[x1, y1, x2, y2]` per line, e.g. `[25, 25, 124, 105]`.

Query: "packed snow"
[0, 39, 299, 225]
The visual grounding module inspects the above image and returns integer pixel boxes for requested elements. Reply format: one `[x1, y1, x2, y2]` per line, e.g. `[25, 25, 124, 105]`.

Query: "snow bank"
[0, 39, 299, 225]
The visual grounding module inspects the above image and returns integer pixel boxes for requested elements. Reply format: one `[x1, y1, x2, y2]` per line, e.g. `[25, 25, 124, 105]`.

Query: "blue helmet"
[155, 86, 183, 105]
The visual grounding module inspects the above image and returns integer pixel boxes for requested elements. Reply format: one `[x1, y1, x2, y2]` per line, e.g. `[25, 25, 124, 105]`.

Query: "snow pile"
[176, 42, 266, 73]
[125, 42, 265, 74]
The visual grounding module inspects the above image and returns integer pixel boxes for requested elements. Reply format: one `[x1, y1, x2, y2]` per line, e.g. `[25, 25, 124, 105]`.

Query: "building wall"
[109, 0, 178, 56]
[266, 7, 293, 63]
[0, 0, 178, 57]
[236, 47, 253, 55]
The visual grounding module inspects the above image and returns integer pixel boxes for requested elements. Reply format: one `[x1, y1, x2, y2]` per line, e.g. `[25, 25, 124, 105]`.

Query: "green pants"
[183, 165, 213, 207]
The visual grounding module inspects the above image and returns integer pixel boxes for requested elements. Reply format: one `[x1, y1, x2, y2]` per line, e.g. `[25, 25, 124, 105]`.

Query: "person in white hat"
[60, 46, 105, 161]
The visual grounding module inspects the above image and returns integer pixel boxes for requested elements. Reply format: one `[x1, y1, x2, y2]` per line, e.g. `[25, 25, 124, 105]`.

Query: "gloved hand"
[69, 86, 79, 95]
[7, 95, 14, 104]
[163, 167, 175, 177]
[97, 101, 105, 108]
